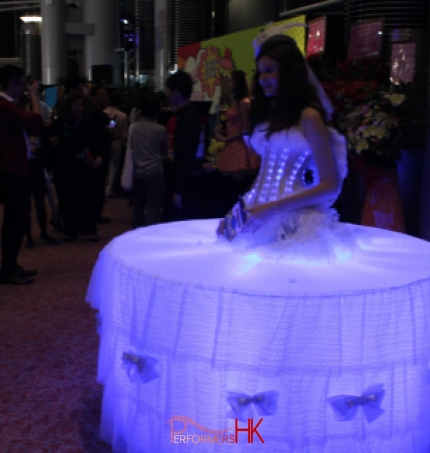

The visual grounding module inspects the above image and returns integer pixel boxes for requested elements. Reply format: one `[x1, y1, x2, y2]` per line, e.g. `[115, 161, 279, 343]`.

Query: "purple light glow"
[87, 219, 430, 451]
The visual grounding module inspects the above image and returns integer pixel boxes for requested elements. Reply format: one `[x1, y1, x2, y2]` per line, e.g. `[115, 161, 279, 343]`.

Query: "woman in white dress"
[219, 34, 348, 259]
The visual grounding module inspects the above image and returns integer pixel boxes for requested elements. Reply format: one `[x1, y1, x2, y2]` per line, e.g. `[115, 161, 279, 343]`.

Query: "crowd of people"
[1, 28, 351, 283]
[0, 68, 129, 284]
[0, 61, 258, 284]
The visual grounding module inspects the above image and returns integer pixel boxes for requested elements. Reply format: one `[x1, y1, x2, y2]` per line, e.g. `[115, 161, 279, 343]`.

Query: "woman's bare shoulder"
[300, 107, 326, 133]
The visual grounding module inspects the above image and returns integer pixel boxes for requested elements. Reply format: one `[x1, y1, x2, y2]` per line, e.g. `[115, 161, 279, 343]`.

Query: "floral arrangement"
[308, 57, 425, 168]
[336, 90, 409, 168]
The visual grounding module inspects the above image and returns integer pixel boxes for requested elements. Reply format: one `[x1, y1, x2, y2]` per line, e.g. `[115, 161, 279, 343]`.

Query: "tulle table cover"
[86, 219, 430, 453]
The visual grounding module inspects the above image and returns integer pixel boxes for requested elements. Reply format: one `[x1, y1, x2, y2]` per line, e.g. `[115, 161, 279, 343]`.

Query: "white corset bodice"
[243, 125, 320, 209]
[242, 123, 347, 210]
[230, 124, 351, 260]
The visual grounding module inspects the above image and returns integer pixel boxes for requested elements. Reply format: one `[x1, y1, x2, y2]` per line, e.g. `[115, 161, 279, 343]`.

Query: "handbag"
[121, 148, 134, 191]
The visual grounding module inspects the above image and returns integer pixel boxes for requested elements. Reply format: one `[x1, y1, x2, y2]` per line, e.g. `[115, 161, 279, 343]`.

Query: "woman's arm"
[239, 98, 250, 134]
[243, 108, 339, 230]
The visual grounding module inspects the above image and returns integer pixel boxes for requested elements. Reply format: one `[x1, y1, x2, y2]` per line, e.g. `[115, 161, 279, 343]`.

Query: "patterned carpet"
[0, 197, 133, 452]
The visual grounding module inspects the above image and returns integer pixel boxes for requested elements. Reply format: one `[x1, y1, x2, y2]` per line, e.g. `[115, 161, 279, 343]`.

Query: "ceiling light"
[20, 15, 42, 23]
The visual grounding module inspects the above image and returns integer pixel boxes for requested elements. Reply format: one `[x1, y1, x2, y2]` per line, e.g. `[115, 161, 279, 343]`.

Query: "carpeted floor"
[0, 197, 133, 452]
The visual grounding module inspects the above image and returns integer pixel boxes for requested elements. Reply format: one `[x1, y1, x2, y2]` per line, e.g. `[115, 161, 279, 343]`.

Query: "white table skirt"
[87, 219, 430, 452]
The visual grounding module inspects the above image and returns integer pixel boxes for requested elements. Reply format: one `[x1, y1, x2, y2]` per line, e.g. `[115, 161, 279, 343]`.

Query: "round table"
[87, 219, 430, 452]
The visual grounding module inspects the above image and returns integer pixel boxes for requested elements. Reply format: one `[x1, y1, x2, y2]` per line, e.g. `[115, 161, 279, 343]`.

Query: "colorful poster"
[307, 16, 326, 56]
[178, 16, 306, 111]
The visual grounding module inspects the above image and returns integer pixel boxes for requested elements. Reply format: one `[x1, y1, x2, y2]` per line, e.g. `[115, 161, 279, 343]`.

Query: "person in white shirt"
[122, 96, 168, 228]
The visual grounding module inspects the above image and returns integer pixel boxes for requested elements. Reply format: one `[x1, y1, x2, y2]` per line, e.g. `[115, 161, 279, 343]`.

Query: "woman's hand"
[241, 204, 270, 234]
[214, 132, 226, 142]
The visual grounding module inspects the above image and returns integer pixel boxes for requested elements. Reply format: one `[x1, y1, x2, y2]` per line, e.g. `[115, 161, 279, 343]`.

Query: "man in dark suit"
[165, 70, 204, 220]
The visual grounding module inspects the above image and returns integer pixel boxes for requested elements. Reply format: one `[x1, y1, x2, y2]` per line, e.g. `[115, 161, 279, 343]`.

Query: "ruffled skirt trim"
[230, 206, 362, 263]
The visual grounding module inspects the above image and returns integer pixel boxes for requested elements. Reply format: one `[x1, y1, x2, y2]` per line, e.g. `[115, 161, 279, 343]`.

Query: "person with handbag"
[214, 70, 260, 213]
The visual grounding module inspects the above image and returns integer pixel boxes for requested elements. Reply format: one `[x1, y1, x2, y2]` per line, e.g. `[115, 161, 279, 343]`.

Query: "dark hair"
[139, 95, 161, 119]
[0, 65, 25, 90]
[58, 92, 87, 120]
[165, 70, 193, 100]
[230, 70, 249, 102]
[249, 35, 325, 136]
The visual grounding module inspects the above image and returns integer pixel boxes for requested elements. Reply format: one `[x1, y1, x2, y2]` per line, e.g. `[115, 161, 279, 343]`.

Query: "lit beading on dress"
[235, 123, 352, 259]
[243, 125, 320, 210]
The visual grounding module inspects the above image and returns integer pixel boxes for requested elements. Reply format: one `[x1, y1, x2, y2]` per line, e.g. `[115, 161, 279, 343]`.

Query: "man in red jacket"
[0, 65, 43, 284]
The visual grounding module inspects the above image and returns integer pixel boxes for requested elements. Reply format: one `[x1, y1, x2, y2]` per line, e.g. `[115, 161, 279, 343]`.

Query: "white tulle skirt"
[229, 206, 361, 264]
[87, 219, 430, 453]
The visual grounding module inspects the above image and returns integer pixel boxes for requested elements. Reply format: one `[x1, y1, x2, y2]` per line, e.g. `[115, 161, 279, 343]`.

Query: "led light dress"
[234, 123, 352, 261]
[87, 120, 430, 452]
